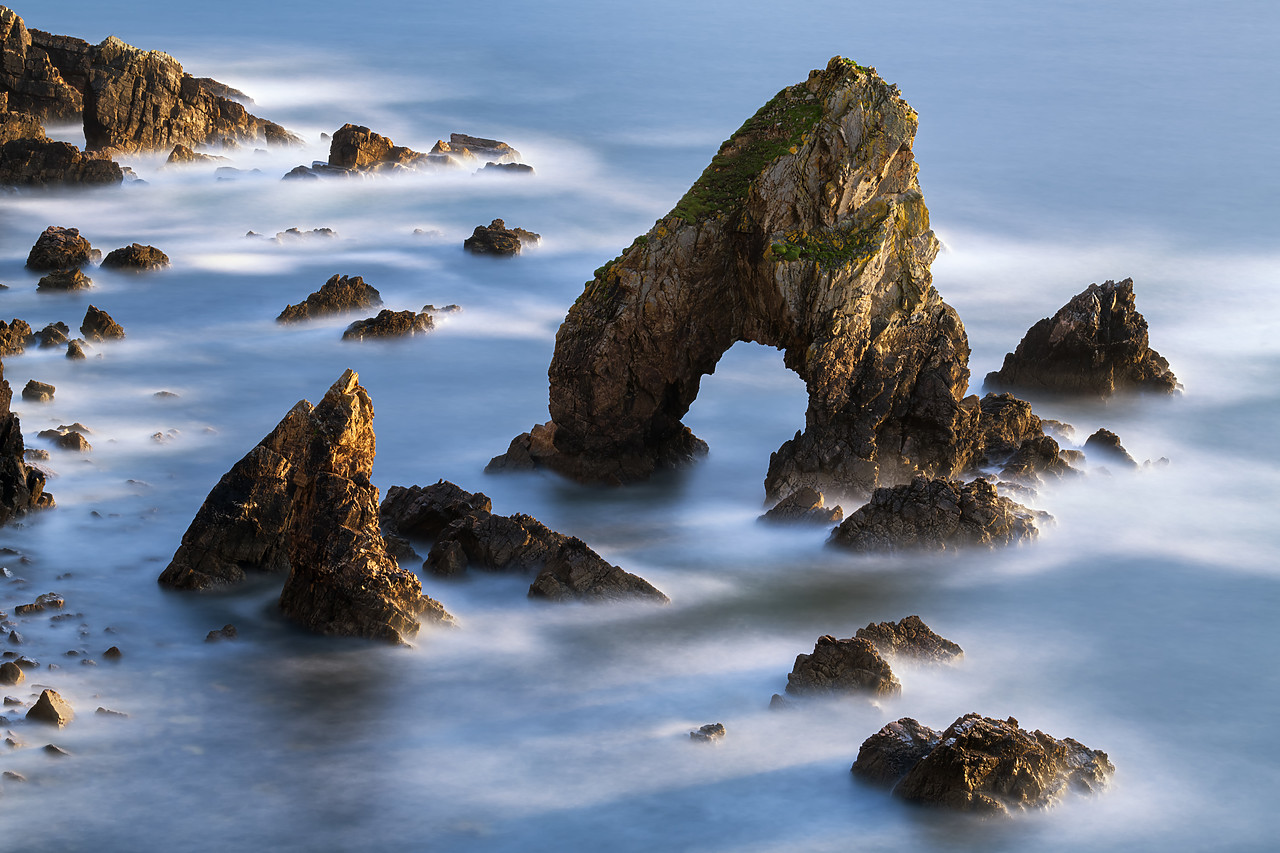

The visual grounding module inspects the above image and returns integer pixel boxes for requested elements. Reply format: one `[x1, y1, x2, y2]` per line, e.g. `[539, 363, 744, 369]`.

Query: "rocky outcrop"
[690, 723, 726, 742]
[26, 688, 73, 726]
[380, 480, 492, 539]
[854, 615, 962, 662]
[785, 634, 900, 697]
[26, 226, 97, 270]
[165, 144, 223, 166]
[0, 136, 123, 186]
[445, 133, 521, 164]
[32, 321, 68, 348]
[830, 477, 1040, 552]
[0, 659, 23, 685]
[21, 379, 53, 402]
[277, 275, 382, 323]
[37, 269, 91, 291]
[0, 100, 42, 142]
[478, 162, 534, 176]
[101, 243, 169, 270]
[81, 305, 124, 341]
[462, 219, 540, 255]
[491, 58, 982, 499]
[528, 537, 670, 603]
[65, 338, 86, 360]
[1083, 428, 1138, 469]
[0, 318, 30, 356]
[985, 278, 1179, 398]
[0, 359, 53, 524]
[853, 714, 1114, 813]
[0, 9, 82, 119]
[759, 486, 843, 524]
[327, 124, 427, 171]
[342, 309, 433, 341]
[38, 426, 90, 451]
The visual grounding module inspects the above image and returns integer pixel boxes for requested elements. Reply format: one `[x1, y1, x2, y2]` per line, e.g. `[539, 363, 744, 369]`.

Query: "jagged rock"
[164, 144, 223, 165]
[0, 105, 43, 142]
[382, 532, 418, 564]
[490, 58, 977, 497]
[0, 319, 30, 356]
[446, 133, 521, 164]
[101, 243, 169, 270]
[25, 688, 73, 726]
[22, 447, 46, 460]
[37, 427, 90, 451]
[1083, 428, 1138, 469]
[277, 274, 382, 323]
[0, 661, 21, 685]
[65, 339, 86, 360]
[854, 713, 1114, 813]
[972, 393, 1044, 461]
[830, 477, 1040, 552]
[528, 537, 669, 603]
[998, 434, 1077, 484]
[379, 480, 492, 538]
[426, 511, 563, 575]
[422, 304, 461, 315]
[478, 162, 534, 176]
[985, 278, 1179, 398]
[854, 615, 962, 662]
[0, 10, 83, 118]
[20, 380, 53, 402]
[850, 717, 941, 786]
[31, 321, 68, 349]
[26, 226, 97, 271]
[463, 219, 540, 255]
[690, 723, 726, 742]
[425, 139, 477, 168]
[36, 269, 91, 291]
[80, 305, 124, 341]
[0, 136, 122, 186]
[328, 124, 427, 171]
[760, 486, 843, 524]
[784, 634, 900, 697]
[43, 744, 70, 756]
[342, 309, 433, 341]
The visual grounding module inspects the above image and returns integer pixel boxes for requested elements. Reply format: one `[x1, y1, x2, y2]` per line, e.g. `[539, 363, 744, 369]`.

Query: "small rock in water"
[3, 770, 26, 782]
[101, 243, 169, 271]
[26, 689, 74, 726]
[463, 219, 540, 256]
[32, 321, 70, 349]
[784, 635, 900, 698]
[42, 743, 70, 757]
[95, 707, 128, 718]
[81, 305, 125, 341]
[1083, 428, 1139, 469]
[0, 662, 23, 686]
[759, 486, 843, 524]
[66, 339, 87, 360]
[37, 269, 92, 291]
[855, 615, 963, 663]
[102, 646, 122, 660]
[26, 226, 98, 271]
[342, 309, 433, 341]
[277, 274, 382, 323]
[21, 380, 55, 403]
[690, 723, 726, 742]
[37, 429, 91, 452]
[204, 624, 238, 642]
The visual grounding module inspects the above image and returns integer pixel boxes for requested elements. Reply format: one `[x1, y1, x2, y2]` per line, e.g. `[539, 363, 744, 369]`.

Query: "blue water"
[1, 2, 1277, 850]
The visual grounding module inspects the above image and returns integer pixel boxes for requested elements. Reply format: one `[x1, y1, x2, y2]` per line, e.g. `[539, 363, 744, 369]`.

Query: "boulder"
[0, 363, 51, 525]
[784, 634, 900, 697]
[985, 278, 1179, 398]
[80, 305, 124, 341]
[26, 226, 97, 271]
[379, 480, 492, 539]
[853, 713, 1115, 813]
[31, 321, 68, 349]
[204, 624, 237, 642]
[65, 339, 86, 360]
[20, 380, 53, 403]
[1083, 428, 1138, 469]
[37, 427, 90, 451]
[36, 269, 92, 291]
[0, 319, 31, 356]
[462, 219, 540, 255]
[277, 274, 382, 323]
[998, 434, 1077, 484]
[489, 58, 978, 498]
[425, 511, 563, 574]
[760, 486, 843, 524]
[25, 688, 73, 726]
[101, 243, 169, 270]
[854, 615, 962, 662]
[327, 124, 427, 171]
[0, 660, 22, 685]
[830, 477, 1041, 552]
[342, 309, 433, 341]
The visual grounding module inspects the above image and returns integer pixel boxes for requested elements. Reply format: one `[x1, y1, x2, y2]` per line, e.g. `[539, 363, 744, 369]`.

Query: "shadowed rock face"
[0, 358, 52, 525]
[855, 615, 963, 662]
[491, 57, 977, 500]
[985, 278, 1179, 398]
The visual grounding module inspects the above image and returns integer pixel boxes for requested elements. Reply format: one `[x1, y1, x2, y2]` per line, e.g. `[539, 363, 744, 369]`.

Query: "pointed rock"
[26, 689, 73, 726]
[854, 615, 962, 662]
[80, 305, 125, 341]
[785, 634, 900, 697]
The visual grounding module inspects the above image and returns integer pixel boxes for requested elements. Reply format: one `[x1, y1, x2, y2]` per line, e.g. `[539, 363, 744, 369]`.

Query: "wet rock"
[0, 661, 21, 686]
[854, 713, 1115, 813]
[164, 144, 223, 166]
[25, 688, 73, 726]
[830, 478, 1041, 552]
[478, 162, 534, 176]
[491, 59, 976, 497]
[426, 511, 562, 575]
[985, 278, 1179, 398]
[3, 696, 23, 706]
[20, 380, 53, 403]
[31, 322, 69, 349]
[971, 393, 1044, 462]
[80, 305, 125, 341]
[36, 269, 92, 291]
[282, 164, 320, 180]
[855, 615, 963, 663]
[26, 226, 98, 271]
[690, 723, 726, 742]
[463, 219, 540, 256]
[0, 319, 31, 356]
[277, 274, 382, 323]
[1083, 428, 1138, 469]
[65, 339, 86, 360]
[379, 480, 492, 539]
[998, 434, 1078, 485]
[784, 635, 900, 698]
[850, 717, 941, 787]
[528, 537, 669, 603]
[760, 486, 843, 525]
[422, 304, 461, 316]
[0, 137, 123, 187]
[0, 10, 83, 119]
[328, 124, 427, 171]
[204, 624, 237, 642]
[342, 309, 433, 341]
[100, 243, 169, 270]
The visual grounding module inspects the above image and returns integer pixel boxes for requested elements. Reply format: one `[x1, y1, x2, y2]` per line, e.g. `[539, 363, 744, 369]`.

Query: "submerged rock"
[830, 477, 1041, 552]
[785, 635, 900, 698]
[25, 689, 73, 726]
[277, 274, 383, 323]
[985, 278, 1179, 398]
[1083, 428, 1138, 469]
[26, 226, 97, 271]
[854, 615, 962, 662]
[690, 723, 726, 742]
[760, 486, 843, 525]
[342, 309, 433, 341]
[853, 713, 1114, 814]
[101, 243, 169, 270]
[462, 219, 540, 256]
[80, 305, 124, 341]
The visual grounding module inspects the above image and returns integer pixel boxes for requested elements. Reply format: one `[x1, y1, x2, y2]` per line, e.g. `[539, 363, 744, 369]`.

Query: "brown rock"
[0, 661, 22, 685]
[20, 380, 53, 403]
[447, 132, 522, 164]
[784, 634, 900, 697]
[830, 477, 1041, 552]
[850, 717, 941, 786]
[463, 219, 539, 256]
[164, 144, 222, 165]
[80, 305, 124, 341]
[31, 322, 69, 349]
[25, 688, 73, 726]
[36, 269, 92, 291]
[37, 428, 90, 451]
[0, 319, 31, 356]
[1083, 428, 1138, 469]
[102, 646, 121, 660]
[65, 339, 87, 360]
[690, 723, 726, 742]
[985, 278, 1179, 398]
[277, 274, 383, 323]
[998, 434, 1078, 484]
[855, 615, 962, 662]
[528, 537, 669, 603]
[342, 309, 433, 341]
[760, 486, 843, 524]
[327, 124, 427, 171]
[379, 480, 492, 539]
[0, 107, 44, 143]
[101, 244, 169, 270]
[26, 226, 97, 271]
[0, 10, 83, 119]
[0, 137, 123, 186]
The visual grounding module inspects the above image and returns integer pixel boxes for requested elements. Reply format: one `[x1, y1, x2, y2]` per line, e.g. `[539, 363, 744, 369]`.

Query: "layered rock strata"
[852, 714, 1114, 813]
[985, 278, 1179, 397]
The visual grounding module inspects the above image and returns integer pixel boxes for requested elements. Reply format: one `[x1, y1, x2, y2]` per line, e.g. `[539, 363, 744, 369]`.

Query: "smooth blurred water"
[1, 2, 1277, 851]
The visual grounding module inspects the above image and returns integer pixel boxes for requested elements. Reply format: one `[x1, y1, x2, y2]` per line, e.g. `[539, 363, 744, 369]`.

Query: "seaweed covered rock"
[830, 477, 1040, 552]
[855, 615, 963, 662]
[26, 226, 97, 271]
[342, 309, 433, 341]
[853, 714, 1115, 814]
[463, 219, 540, 256]
[101, 243, 169, 270]
[760, 486, 843, 525]
[277, 275, 383, 323]
[491, 58, 978, 498]
[80, 305, 124, 341]
[985, 278, 1179, 398]
[0, 359, 50, 523]
[784, 635, 900, 698]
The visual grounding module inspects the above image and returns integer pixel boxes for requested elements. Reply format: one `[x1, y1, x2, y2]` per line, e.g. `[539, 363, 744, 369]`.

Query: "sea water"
[0, 2, 1277, 851]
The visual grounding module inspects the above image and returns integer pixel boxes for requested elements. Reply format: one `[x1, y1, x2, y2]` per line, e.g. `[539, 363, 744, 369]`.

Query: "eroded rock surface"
[101, 243, 169, 270]
[26, 226, 97, 271]
[0, 319, 30, 356]
[463, 219, 540, 255]
[81, 305, 124, 341]
[853, 713, 1114, 813]
[380, 481, 492, 539]
[26, 688, 73, 726]
[342, 309, 433, 341]
[0, 135, 123, 186]
[830, 477, 1040, 552]
[528, 537, 669, 603]
[985, 278, 1179, 398]
[855, 615, 962, 662]
[278, 275, 383, 323]
[785, 634, 900, 697]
